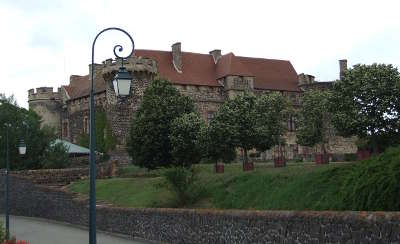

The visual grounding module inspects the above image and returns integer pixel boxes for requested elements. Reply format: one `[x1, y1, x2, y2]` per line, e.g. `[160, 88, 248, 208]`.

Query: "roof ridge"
[136, 49, 217, 57]
[236, 55, 291, 63]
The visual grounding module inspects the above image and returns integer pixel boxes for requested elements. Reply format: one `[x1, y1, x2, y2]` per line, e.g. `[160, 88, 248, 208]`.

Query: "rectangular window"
[288, 116, 296, 132]
[290, 93, 297, 104]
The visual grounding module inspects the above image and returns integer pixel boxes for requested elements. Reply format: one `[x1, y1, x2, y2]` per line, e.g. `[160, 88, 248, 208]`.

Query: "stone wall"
[66, 93, 107, 143]
[0, 174, 399, 243]
[7, 164, 117, 185]
[175, 84, 225, 121]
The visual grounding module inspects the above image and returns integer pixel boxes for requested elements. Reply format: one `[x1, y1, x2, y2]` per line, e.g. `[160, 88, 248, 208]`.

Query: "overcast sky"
[1, 0, 400, 108]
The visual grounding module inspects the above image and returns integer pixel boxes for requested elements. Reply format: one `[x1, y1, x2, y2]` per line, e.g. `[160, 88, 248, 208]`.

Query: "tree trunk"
[372, 141, 379, 155]
[322, 143, 328, 163]
[243, 148, 249, 166]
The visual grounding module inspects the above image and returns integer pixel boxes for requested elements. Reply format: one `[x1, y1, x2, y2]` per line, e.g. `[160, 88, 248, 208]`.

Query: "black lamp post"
[3, 123, 26, 240]
[4, 123, 10, 239]
[89, 27, 134, 244]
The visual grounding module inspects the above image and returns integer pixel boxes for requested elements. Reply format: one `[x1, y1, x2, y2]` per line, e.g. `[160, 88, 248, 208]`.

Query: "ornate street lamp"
[89, 27, 134, 244]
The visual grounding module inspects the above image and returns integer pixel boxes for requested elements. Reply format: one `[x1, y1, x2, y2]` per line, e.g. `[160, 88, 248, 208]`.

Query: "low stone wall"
[0, 174, 399, 243]
[8, 162, 118, 185]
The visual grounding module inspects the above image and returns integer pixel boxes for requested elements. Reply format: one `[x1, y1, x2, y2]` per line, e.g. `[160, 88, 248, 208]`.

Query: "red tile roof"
[64, 49, 299, 100]
[135, 50, 220, 87]
[64, 74, 105, 100]
[236, 56, 300, 91]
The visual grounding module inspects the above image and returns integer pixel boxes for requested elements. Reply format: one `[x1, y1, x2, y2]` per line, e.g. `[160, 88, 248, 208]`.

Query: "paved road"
[3, 215, 151, 244]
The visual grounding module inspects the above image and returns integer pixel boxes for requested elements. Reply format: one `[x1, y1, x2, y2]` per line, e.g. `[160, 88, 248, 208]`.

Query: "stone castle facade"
[28, 43, 357, 161]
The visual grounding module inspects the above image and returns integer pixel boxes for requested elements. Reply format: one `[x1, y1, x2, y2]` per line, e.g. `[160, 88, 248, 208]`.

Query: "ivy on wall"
[78, 108, 116, 153]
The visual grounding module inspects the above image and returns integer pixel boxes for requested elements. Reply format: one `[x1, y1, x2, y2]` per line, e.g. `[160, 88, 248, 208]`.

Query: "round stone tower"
[28, 87, 62, 135]
[101, 56, 158, 145]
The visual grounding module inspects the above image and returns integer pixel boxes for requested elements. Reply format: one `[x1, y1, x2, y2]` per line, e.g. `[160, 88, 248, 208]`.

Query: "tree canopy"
[296, 90, 331, 156]
[170, 112, 205, 167]
[0, 94, 67, 169]
[329, 63, 400, 151]
[128, 78, 197, 169]
[208, 92, 290, 164]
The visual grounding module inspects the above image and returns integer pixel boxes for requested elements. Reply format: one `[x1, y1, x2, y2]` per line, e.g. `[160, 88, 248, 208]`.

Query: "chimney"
[298, 73, 315, 85]
[306, 74, 315, 84]
[339, 59, 347, 79]
[172, 42, 182, 73]
[209, 49, 222, 64]
[298, 73, 307, 85]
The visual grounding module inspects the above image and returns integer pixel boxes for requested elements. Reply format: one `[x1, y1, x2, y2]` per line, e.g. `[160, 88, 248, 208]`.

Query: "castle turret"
[28, 87, 62, 135]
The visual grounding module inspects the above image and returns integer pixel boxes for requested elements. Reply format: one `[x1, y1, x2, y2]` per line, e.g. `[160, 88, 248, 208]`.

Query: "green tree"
[255, 92, 291, 156]
[0, 95, 62, 170]
[296, 90, 330, 159]
[329, 63, 400, 152]
[128, 78, 196, 169]
[170, 112, 204, 167]
[202, 119, 237, 164]
[209, 92, 288, 166]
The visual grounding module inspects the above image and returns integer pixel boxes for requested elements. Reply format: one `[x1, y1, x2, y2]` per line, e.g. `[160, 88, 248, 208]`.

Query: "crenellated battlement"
[101, 56, 158, 78]
[28, 87, 61, 102]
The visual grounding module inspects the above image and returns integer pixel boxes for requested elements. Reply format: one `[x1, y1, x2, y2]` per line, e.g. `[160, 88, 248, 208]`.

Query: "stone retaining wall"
[7, 163, 118, 185]
[0, 174, 399, 243]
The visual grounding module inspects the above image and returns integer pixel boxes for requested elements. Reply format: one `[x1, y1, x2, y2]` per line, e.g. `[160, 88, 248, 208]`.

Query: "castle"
[28, 42, 357, 161]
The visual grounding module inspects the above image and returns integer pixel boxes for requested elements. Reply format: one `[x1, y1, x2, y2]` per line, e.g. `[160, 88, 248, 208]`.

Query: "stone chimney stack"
[298, 73, 307, 85]
[339, 59, 347, 79]
[172, 42, 182, 73]
[306, 74, 315, 83]
[209, 49, 222, 64]
[298, 73, 315, 85]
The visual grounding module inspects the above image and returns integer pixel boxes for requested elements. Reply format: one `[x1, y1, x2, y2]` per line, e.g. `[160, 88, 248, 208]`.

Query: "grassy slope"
[68, 162, 355, 210]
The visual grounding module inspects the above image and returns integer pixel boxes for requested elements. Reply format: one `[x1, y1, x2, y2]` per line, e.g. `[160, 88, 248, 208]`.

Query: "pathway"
[3, 215, 153, 244]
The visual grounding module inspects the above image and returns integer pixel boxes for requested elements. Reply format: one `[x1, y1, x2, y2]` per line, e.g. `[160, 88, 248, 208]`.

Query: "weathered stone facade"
[28, 45, 357, 161]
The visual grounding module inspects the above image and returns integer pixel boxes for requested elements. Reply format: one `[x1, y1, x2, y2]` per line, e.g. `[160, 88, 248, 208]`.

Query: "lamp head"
[113, 67, 132, 97]
[19, 139, 26, 155]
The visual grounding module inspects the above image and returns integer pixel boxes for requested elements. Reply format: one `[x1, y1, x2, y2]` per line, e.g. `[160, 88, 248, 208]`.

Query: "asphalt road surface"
[3, 215, 152, 244]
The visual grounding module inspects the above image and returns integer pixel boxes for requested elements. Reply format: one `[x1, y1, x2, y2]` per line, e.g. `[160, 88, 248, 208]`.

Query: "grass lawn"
[68, 161, 356, 210]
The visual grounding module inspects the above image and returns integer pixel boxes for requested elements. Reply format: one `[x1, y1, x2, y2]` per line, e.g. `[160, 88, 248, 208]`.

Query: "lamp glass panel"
[117, 78, 131, 96]
[19, 146, 26, 155]
[113, 79, 119, 96]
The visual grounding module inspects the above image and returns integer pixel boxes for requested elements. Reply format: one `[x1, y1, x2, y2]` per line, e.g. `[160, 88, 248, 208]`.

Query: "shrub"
[0, 222, 6, 242]
[295, 156, 303, 163]
[0, 222, 16, 243]
[344, 153, 357, 162]
[339, 146, 400, 211]
[163, 166, 203, 206]
[41, 142, 70, 169]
